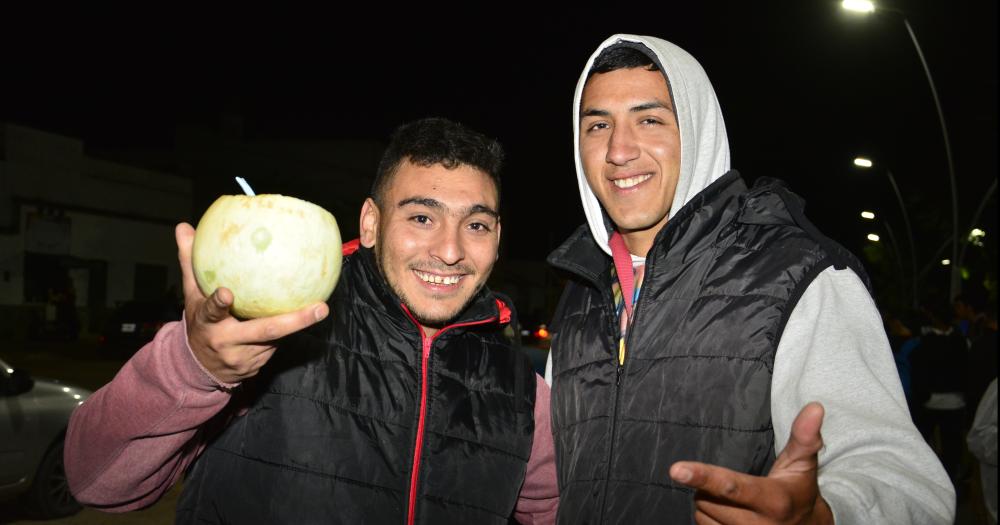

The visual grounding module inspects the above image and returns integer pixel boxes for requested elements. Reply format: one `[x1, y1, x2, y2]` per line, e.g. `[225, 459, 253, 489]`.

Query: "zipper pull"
[616, 363, 624, 385]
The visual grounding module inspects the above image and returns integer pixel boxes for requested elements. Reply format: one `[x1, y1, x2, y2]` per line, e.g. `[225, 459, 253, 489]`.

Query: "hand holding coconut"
[176, 222, 330, 384]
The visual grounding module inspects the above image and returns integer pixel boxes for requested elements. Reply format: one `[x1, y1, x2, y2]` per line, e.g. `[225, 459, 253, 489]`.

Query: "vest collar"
[549, 170, 747, 283]
[352, 245, 506, 331]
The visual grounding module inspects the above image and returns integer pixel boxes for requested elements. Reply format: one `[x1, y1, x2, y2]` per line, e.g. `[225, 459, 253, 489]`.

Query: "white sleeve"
[544, 351, 554, 386]
[771, 267, 955, 524]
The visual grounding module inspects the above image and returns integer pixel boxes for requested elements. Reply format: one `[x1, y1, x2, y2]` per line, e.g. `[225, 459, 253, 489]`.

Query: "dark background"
[2, 2, 996, 306]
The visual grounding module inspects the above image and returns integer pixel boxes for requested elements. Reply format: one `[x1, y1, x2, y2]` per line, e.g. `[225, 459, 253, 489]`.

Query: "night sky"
[3, 3, 996, 268]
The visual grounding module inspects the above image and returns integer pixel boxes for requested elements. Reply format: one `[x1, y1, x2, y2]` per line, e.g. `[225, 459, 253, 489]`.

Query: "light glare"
[971, 228, 986, 238]
[861, 211, 876, 220]
[842, 0, 875, 13]
[867, 234, 881, 242]
[854, 157, 874, 168]
[941, 259, 951, 266]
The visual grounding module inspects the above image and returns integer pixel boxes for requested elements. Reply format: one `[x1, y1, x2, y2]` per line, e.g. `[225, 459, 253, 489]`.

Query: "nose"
[429, 224, 465, 266]
[605, 123, 640, 166]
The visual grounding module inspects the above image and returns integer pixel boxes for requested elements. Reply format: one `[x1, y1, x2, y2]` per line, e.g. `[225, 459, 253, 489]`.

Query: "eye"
[409, 215, 432, 226]
[585, 121, 609, 133]
[640, 117, 663, 126]
[468, 222, 493, 233]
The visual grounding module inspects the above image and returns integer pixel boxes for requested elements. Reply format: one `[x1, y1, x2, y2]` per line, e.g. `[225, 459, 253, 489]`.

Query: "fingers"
[693, 508, 726, 525]
[235, 302, 329, 344]
[771, 402, 824, 473]
[176, 223, 203, 303]
[197, 287, 234, 324]
[671, 461, 763, 508]
[789, 402, 824, 455]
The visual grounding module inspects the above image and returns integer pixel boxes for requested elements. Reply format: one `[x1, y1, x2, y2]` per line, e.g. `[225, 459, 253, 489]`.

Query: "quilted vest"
[176, 246, 536, 525]
[547, 171, 867, 524]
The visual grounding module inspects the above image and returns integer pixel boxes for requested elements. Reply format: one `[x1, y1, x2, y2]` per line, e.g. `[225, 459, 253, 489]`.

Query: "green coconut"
[192, 194, 342, 318]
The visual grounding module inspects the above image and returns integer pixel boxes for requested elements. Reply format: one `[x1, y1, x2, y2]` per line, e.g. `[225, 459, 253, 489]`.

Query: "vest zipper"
[598, 259, 653, 523]
[400, 305, 497, 525]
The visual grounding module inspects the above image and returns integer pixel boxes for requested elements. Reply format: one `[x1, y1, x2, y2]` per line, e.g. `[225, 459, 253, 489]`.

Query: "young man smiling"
[65, 118, 558, 524]
[546, 35, 953, 524]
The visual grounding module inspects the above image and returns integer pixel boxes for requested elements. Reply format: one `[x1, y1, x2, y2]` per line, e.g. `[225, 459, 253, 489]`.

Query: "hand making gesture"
[670, 402, 834, 525]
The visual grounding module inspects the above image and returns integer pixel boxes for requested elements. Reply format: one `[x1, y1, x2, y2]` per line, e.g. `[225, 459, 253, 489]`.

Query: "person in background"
[910, 300, 970, 483]
[967, 378, 997, 524]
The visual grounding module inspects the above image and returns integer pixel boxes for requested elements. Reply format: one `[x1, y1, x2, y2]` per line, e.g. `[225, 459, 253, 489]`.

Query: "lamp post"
[862, 210, 913, 307]
[842, 0, 960, 299]
[854, 158, 918, 307]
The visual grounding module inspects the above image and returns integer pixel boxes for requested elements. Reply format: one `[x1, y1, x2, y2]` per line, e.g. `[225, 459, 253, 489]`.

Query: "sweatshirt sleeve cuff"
[176, 312, 241, 392]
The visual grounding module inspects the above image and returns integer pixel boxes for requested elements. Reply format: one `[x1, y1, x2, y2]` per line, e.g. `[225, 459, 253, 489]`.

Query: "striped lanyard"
[610, 232, 645, 366]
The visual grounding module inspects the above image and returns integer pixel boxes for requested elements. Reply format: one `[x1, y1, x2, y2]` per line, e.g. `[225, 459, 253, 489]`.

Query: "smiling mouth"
[612, 173, 653, 189]
[414, 270, 463, 286]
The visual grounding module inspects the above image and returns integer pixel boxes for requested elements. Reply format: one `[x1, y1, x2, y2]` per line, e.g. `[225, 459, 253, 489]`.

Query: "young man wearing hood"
[544, 35, 954, 524]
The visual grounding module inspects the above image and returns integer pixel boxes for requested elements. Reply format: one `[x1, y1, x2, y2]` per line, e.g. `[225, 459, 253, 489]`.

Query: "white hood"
[573, 34, 731, 256]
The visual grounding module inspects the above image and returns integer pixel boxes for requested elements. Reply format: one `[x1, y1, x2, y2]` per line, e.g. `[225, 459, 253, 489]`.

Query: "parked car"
[99, 299, 182, 356]
[0, 356, 92, 518]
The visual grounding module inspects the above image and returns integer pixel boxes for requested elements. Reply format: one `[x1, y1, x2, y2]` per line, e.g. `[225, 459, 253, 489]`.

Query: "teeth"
[416, 271, 460, 285]
[613, 174, 652, 189]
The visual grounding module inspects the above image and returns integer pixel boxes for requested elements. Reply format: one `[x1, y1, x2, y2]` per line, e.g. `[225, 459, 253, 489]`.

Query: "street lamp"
[842, 2, 961, 299]
[853, 157, 918, 307]
[861, 210, 876, 220]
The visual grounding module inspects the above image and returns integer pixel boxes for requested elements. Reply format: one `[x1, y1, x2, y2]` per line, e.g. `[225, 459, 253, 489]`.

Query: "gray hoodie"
[549, 33, 955, 524]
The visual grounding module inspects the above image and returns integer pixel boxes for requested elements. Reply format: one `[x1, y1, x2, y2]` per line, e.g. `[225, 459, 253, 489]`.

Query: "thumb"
[771, 402, 824, 474]
[198, 287, 234, 324]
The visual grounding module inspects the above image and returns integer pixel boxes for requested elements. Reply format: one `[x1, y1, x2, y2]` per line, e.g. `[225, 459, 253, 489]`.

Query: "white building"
[0, 123, 192, 340]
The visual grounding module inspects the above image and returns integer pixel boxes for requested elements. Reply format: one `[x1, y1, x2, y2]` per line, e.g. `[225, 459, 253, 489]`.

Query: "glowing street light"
[941, 259, 951, 266]
[861, 211, 876, 220]
[852, 157, 918, 307]
[970, 228, 986, 238]
[841, 0, 875, 13]
[867, 233, 881, 242]
[842, 1, 961, 298]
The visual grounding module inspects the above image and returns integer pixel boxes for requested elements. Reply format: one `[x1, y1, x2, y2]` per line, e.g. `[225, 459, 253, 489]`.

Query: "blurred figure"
[967, 378, 997, 524]
[954, 287, 989, 341]
[911, 300, 970, 482]
[954, 287, 997, 418]
[885, 309, 922, 413]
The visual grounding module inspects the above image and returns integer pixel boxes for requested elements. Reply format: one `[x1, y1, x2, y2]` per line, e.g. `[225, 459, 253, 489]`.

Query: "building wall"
[0, 123, 192, 340]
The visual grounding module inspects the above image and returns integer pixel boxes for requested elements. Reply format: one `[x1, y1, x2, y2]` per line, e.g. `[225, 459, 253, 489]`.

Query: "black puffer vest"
[176, 246, 536, 525]
[547, 172, 867, 524]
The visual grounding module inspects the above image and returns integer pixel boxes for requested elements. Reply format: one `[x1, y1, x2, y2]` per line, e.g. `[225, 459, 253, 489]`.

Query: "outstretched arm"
[64, 319, 234, 511]
[670, 403, 833, 525]
[770, 268, 953, 524]
[65, 223, 329, 511]
[669, 268, 954, 524]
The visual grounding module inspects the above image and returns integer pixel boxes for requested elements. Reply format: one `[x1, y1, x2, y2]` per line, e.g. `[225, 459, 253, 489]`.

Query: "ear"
[495, 219, 502, 260]
[359, 198, 379, 248]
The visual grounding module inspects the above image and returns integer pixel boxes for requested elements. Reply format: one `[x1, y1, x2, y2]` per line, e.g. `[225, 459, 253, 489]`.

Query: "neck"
[420, 325, 439, 339]
[620, 228, 657, 258]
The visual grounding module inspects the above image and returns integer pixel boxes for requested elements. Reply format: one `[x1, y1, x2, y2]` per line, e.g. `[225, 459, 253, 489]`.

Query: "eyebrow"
[398, 197, 499, 220]
[581, 100, 673, 118]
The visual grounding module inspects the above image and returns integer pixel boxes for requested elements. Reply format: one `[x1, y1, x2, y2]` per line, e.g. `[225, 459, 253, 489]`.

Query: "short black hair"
[588, 44, 660, 79]
[372, 117, 504, 207]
